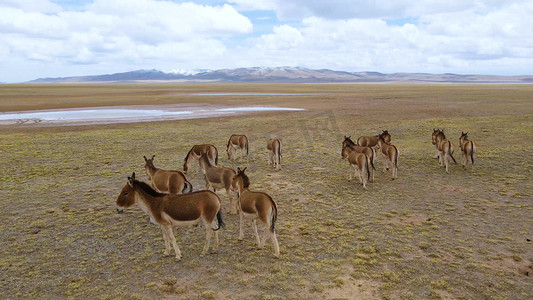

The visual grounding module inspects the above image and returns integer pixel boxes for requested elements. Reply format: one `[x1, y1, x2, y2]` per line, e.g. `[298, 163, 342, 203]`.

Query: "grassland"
[0, 84, 532, 299]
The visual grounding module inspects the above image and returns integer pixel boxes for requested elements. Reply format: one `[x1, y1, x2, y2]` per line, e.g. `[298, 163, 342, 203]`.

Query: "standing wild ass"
[199, 154, 238, 214]
[266, 138, 282, 170]
[116, 172, 224, 260]
[144, 155, 192, 194]
[231, 167, 280, 257]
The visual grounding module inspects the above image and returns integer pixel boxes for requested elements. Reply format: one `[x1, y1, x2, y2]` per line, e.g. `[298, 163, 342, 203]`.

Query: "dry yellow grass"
[0, 83, 532, 299]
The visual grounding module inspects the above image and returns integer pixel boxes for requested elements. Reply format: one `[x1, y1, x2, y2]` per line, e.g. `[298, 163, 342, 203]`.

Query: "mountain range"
[27, 67, 533, 84]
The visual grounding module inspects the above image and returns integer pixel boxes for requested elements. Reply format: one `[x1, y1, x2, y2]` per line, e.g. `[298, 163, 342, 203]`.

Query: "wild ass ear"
[127, 172, 135, 186]
[143, 156, 147, 161]
[152, 155, 155, 160]
[242, 167, 247, 173]
[237, 167, 241, 172]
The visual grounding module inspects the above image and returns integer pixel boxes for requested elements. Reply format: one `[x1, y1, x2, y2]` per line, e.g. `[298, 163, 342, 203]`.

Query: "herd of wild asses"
[115, 130, 476, 260]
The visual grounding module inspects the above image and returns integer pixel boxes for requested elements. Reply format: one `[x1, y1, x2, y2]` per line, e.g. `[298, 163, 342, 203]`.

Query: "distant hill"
[27, 67, 533, 84]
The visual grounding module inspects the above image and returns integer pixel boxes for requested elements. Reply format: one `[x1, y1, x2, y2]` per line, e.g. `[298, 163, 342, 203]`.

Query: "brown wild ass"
[183, 144, 218, 173]
[341, 144, 370, 189]
[199, 154, 238, 214]
[144, 155, 192, 194]
[116, 172, 224, 260]
[357, 130, 391, 148]
[266, 138, 282, 170]
[376, 133, 399, 179]
[226, 134, 249, 160]
[431, 128, 443, 158]
[231, 167, 280, 257]
[459, 132, 477, 169]
[343, 136, 376, 181]
[431, 129, 457, 173]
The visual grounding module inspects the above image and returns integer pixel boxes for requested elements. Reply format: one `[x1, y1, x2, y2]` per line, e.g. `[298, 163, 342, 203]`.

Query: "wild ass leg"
[238, 210, 245, 240]
[162, 225, 181, 260]
[252, 220, 261, 248]
[225, 187, 236, 214]
[444, 153, 449, 173]
[201, 224, 213, 256]
[161, 226, 171, 256]
[382, 154, 388, 173]
[271, 231, 280, 257]
[348, 164, 354, 181]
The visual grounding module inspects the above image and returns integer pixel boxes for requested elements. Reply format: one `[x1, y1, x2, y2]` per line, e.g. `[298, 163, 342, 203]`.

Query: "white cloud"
[0, 0, 253, 80]
[0, 0, 532, 82]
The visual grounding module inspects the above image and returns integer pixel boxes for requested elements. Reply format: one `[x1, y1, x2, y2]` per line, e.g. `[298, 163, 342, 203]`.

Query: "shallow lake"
[0, 104, 304, 126]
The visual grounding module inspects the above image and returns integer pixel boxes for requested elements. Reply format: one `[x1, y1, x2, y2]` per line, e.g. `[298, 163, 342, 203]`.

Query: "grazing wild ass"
[116, 172, 224, 260]
[183, 144, 218, 173]
[376, 133, 399, 179]
[226, 134, 249, 160]
[144, 155, 192, 194]
[459, 132, 477, 169]
[267, 138, 282, 170]
[343, 136, 376, 181]
[199, 154, 238, 214]
[231, 167, 280, 257]
[341, 144, 370, 189]
[431, 129, 457, 173]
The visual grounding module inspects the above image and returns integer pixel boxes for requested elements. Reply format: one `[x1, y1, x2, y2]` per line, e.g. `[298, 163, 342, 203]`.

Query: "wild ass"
[183, 144, 218, 173]
[199, 154, 238, 214]
[343, 135, 376, 181]
[357, 130, 391, 148]
[231, 167, 280, 257]
[376, 133, 399, 179]
[459, 132, 477, 169]
[266, 138, 282, 170]
[226, 134, 249, 160]
[341, 144, 370, 189]
[116, 172, 224, 260]
[431, 129, 457, 173]
[144, 155, 192, 194]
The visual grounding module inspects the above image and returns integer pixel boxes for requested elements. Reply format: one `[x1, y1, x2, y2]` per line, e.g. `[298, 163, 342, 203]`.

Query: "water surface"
[0, 104, 304, 126]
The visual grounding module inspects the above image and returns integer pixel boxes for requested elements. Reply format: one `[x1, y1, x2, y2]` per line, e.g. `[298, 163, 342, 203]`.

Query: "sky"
[1, 0, 532, 82]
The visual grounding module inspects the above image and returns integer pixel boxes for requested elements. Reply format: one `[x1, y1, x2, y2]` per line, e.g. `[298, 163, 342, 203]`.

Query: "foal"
[183, 144, 218, 173]
[341, 144, 370, 189]
[116, 172, 224, 260]
[226, 134, 249, 160]
[266, 138, 282, 170]
[376, 133, 399, 179]
[198, 154, 238, 214]
[144, 155, 192, 194]
[343, 136, 376, 181]
[459, 132, 477, 169]
[231, 167, 280, 257]
[432, 129, 457, 173]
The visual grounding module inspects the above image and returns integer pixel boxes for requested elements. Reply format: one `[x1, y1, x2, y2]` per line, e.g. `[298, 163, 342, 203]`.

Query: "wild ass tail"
[270, 199, 278, 233]
[365, 156, 370, 182]
[370, 147, 376, 170]
[277, 140, 282, 166]
[470, 141, 475, 165]
[394, 146, 399, 170]
[245, 136, 249, 155]
[214, 148, 219, 165]
[182, 181, 193, 193]
[214, 210, 225, 231]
